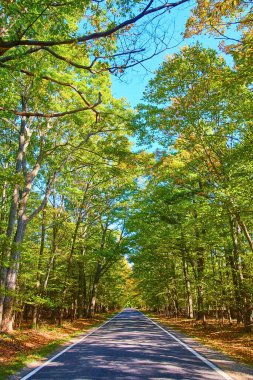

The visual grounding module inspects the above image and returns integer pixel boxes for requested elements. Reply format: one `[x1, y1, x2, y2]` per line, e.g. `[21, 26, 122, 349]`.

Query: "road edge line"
[20, 310, 124, 380]
[142, 312, 235, 380]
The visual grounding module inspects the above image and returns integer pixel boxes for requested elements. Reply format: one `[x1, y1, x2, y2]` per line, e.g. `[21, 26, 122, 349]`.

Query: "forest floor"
[0, 313, 113, 380]
[153, 315, 253, 366]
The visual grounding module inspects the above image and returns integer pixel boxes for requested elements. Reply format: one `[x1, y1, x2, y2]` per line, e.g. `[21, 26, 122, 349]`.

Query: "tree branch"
[0, 92, 102, 118]
[26, 171, 58, 222]
[41, 47, 95, 72]
[0, 47, 42, 63]
[20, 68, 100, 114]
[0, 1, 189, 50]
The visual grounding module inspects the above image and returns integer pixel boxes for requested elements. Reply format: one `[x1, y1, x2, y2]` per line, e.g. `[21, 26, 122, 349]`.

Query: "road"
[20, 309, 234, 380]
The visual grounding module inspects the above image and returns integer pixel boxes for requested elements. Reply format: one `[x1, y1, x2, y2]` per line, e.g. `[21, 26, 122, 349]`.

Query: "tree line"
[128, 0, 253, 331]
[0, 0, 252, 333]
[1, 0, 176, 332]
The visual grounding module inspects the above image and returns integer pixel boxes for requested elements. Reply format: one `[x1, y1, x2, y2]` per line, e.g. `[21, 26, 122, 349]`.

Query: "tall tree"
[131, 43, 253, 330]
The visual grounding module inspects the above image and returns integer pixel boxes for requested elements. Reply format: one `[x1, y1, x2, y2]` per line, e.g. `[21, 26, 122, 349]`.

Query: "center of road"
[20, 309, 234, 380]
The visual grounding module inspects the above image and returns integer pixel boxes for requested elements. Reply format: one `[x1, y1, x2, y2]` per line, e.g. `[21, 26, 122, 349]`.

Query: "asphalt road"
[20, 309, 234, 380]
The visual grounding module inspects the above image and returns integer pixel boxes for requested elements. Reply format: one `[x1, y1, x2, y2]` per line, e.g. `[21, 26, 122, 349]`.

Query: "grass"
[0, 341, 63, 380]
[0, 313, 115, 380]
[150, 314, 253, 366]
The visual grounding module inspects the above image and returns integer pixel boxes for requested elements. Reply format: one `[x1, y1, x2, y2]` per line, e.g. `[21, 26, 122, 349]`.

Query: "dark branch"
[26, 171, 58, 222]
[0, 47, 42, 63]
[41, 47, 95, 72]
[0, 1, 189, 51]
[0, 92, 102, 118]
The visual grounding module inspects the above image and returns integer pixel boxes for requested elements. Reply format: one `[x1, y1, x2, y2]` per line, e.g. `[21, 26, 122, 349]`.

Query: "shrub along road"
[18, 309, 238, 379]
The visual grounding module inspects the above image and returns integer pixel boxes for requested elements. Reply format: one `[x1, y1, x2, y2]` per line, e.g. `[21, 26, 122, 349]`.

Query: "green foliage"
[0, 0, 252, 333]
[129, 42, 253, 327]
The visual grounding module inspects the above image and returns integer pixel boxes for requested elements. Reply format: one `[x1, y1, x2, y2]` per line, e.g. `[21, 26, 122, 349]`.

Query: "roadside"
[0, 313, 114, 380]
[149, 314, 253, 380]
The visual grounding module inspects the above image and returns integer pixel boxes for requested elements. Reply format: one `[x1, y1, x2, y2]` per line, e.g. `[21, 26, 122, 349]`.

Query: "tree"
[0, 1, 189, 73]
[131, 43, 253, 330]
[0, 50, 137, 331]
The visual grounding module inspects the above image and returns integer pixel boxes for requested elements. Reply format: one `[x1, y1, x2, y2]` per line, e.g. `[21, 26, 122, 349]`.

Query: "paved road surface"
[20, 309, 234, 380]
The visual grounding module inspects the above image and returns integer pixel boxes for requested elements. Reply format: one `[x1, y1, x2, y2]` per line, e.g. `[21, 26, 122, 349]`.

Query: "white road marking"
[142, 312, 235, 380]
[20, 310, 124, 380]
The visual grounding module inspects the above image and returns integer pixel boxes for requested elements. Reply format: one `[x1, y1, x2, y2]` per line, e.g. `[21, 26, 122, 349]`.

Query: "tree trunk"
[87, 262, 102, 318]
[227, 216, 244, 323]
[0, 114, 26, 326]
[1, 214, 27, 332]
[32, 209, 46, 328]
[77, 248, 87, 318]
[182, 253, 193, 318]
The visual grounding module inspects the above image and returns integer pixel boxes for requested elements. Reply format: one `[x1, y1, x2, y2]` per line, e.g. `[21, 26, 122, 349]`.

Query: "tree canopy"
[0, 0, 252, 333]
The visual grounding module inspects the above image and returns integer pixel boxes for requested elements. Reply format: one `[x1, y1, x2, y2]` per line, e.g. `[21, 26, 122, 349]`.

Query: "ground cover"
[153, 315, 253, 366]
[0, 314, 113, 380]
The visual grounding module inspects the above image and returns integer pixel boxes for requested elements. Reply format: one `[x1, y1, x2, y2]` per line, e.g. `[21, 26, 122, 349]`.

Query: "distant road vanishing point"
[19, 309, 234, 380]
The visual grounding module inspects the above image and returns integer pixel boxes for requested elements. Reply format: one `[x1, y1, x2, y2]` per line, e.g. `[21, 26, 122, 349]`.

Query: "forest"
[0, 0, 252, 344]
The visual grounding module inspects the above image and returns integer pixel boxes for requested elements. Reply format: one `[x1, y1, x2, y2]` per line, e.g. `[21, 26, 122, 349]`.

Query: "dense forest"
[0, 0, 252, 335]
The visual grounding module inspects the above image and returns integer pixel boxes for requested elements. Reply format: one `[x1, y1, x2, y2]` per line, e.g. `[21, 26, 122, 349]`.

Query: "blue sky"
[111, 2, 224, 108]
